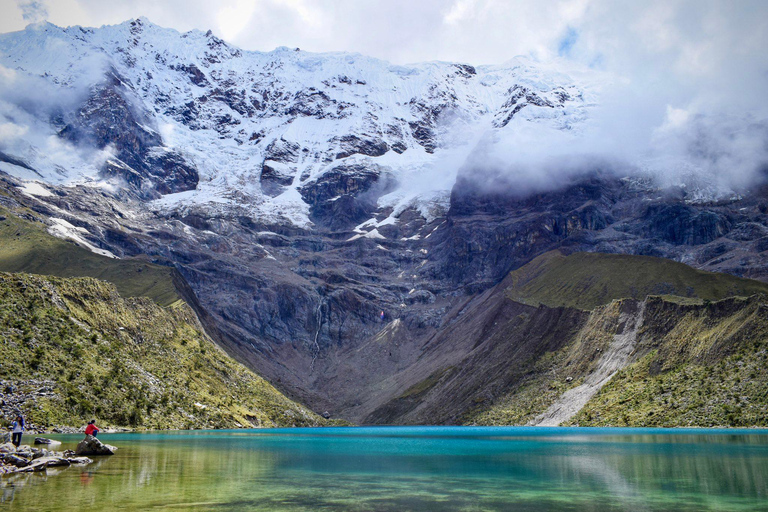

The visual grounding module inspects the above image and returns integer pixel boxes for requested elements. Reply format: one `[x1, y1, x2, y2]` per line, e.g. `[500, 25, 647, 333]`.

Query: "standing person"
[10, 415, 24, 448]
[84, 419, 101, 437]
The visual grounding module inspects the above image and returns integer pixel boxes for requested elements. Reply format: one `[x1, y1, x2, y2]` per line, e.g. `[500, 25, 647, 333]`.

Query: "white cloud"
[662, 106, 690, 130]
[158, 122, 175, 141]
[18, 0, 48, 22]
[0, 121, 28, 141]
[0, 64, 17, 83]
[443, 0, 479, 25]
[216, 0, 258, 41]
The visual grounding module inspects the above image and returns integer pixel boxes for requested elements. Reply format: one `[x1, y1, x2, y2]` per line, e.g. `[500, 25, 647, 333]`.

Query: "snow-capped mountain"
[0, 17, 595, 228]
[1, 19, 768, 424]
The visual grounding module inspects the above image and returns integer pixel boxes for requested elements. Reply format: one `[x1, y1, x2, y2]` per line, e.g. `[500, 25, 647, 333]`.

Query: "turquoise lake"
[2, 426, 768, 511]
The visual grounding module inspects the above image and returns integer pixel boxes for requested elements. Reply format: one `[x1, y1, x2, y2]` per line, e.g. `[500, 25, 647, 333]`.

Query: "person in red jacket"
[84, 419, 101, 437]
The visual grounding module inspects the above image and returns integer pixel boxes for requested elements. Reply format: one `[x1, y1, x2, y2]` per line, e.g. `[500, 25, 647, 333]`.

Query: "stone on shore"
[75, 435, 117, 456]
[15, 446, 33, 458]
[0, 444, 95, 475]
[18, 459, 49, 472]
[2, 453, 30, 467]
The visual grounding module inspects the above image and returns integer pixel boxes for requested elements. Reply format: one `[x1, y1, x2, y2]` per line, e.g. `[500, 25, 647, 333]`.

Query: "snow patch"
[48, 218, 118, 259]
[18, 181, 53, 197]
[347, 228, 386, 241]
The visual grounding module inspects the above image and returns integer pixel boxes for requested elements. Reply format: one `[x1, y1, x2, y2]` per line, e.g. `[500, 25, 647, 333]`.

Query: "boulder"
[3, 453, 30, 467]
[0, 442, 14, 452]
[34, 437, 62, 446]
[1, 432, 9, 444]
[18, 459, 48, 472]
[67, 456, 92, 465]
[34, 456, 71, 467]
[31, 448, 48, 459]
[15, 447, 33, 458]
[75, 435, 117, 456]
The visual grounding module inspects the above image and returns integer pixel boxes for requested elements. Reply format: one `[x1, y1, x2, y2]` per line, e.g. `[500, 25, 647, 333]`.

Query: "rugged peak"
[0, 18, 598, 226]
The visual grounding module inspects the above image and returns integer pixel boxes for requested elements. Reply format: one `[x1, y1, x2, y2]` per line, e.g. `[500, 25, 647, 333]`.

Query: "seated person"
[85, 419, 101, 437]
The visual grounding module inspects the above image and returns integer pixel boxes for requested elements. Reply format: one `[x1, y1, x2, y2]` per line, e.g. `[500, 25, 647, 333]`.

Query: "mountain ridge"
[0, 17, 596, 223]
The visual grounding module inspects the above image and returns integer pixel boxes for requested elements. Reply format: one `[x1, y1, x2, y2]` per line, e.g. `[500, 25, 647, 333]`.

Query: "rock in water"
[75, 435, 117, 456]
[18, 459, 48, 472]
[67, 456, 92, 465]
[2, 453, 30, 467]
[34, 437, 62, 446]
[33, 456, 71, 467]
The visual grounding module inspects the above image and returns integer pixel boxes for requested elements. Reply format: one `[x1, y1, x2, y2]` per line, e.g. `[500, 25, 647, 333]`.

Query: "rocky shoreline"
[1, 444, 91, 476]
[1, 380, 134, 435]
[1, 434, 116, 477]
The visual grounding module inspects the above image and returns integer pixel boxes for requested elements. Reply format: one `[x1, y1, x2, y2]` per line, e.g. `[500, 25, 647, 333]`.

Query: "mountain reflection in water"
[2, 427, 767, 511]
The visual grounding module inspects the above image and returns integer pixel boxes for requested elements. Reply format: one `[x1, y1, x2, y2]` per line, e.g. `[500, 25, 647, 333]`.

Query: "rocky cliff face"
[1, 20, 768, 424]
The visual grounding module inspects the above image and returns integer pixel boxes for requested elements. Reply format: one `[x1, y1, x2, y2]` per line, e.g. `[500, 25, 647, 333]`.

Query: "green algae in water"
[3, 427, 768, 511]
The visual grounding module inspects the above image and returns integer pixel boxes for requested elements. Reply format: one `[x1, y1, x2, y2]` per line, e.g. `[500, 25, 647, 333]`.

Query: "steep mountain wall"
[367, 253, 768, 427]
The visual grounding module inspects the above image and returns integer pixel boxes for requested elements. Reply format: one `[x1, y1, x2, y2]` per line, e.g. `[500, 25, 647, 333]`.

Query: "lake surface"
[2, 426, 768, 511]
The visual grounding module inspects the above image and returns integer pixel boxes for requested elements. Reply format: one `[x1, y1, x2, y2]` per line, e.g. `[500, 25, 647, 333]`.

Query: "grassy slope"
[0, 206, 180, 306]
[0, 271, 328, 430]
[468, 295, 768, 427]
[505, 250, 768, 310]
[465, 299, 623, 426]
[465, 252, 768, 427]
[567, 296, 768, 427]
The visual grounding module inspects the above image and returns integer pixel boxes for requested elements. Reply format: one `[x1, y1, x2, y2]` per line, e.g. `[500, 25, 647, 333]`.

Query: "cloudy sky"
[2, 0, 766, 108]
[0, 0, 764, 71]
[1, 0, 767, 192]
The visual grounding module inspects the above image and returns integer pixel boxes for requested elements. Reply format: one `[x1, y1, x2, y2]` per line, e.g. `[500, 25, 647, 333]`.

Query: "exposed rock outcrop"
[75, 435, 117, 456]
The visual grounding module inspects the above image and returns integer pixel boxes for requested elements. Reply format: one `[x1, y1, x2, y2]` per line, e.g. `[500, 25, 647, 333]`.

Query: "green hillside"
[0, 271, 328, 430]
[567, 295, 768, 427]
[0, 206, 180, 306]
[466, 294, 768, 427]
[504, 251, 768, 310]
[421, 251, 768, 428]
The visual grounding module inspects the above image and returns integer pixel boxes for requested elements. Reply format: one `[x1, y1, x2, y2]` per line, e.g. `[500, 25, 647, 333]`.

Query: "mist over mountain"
[1, 18, 768, 424]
